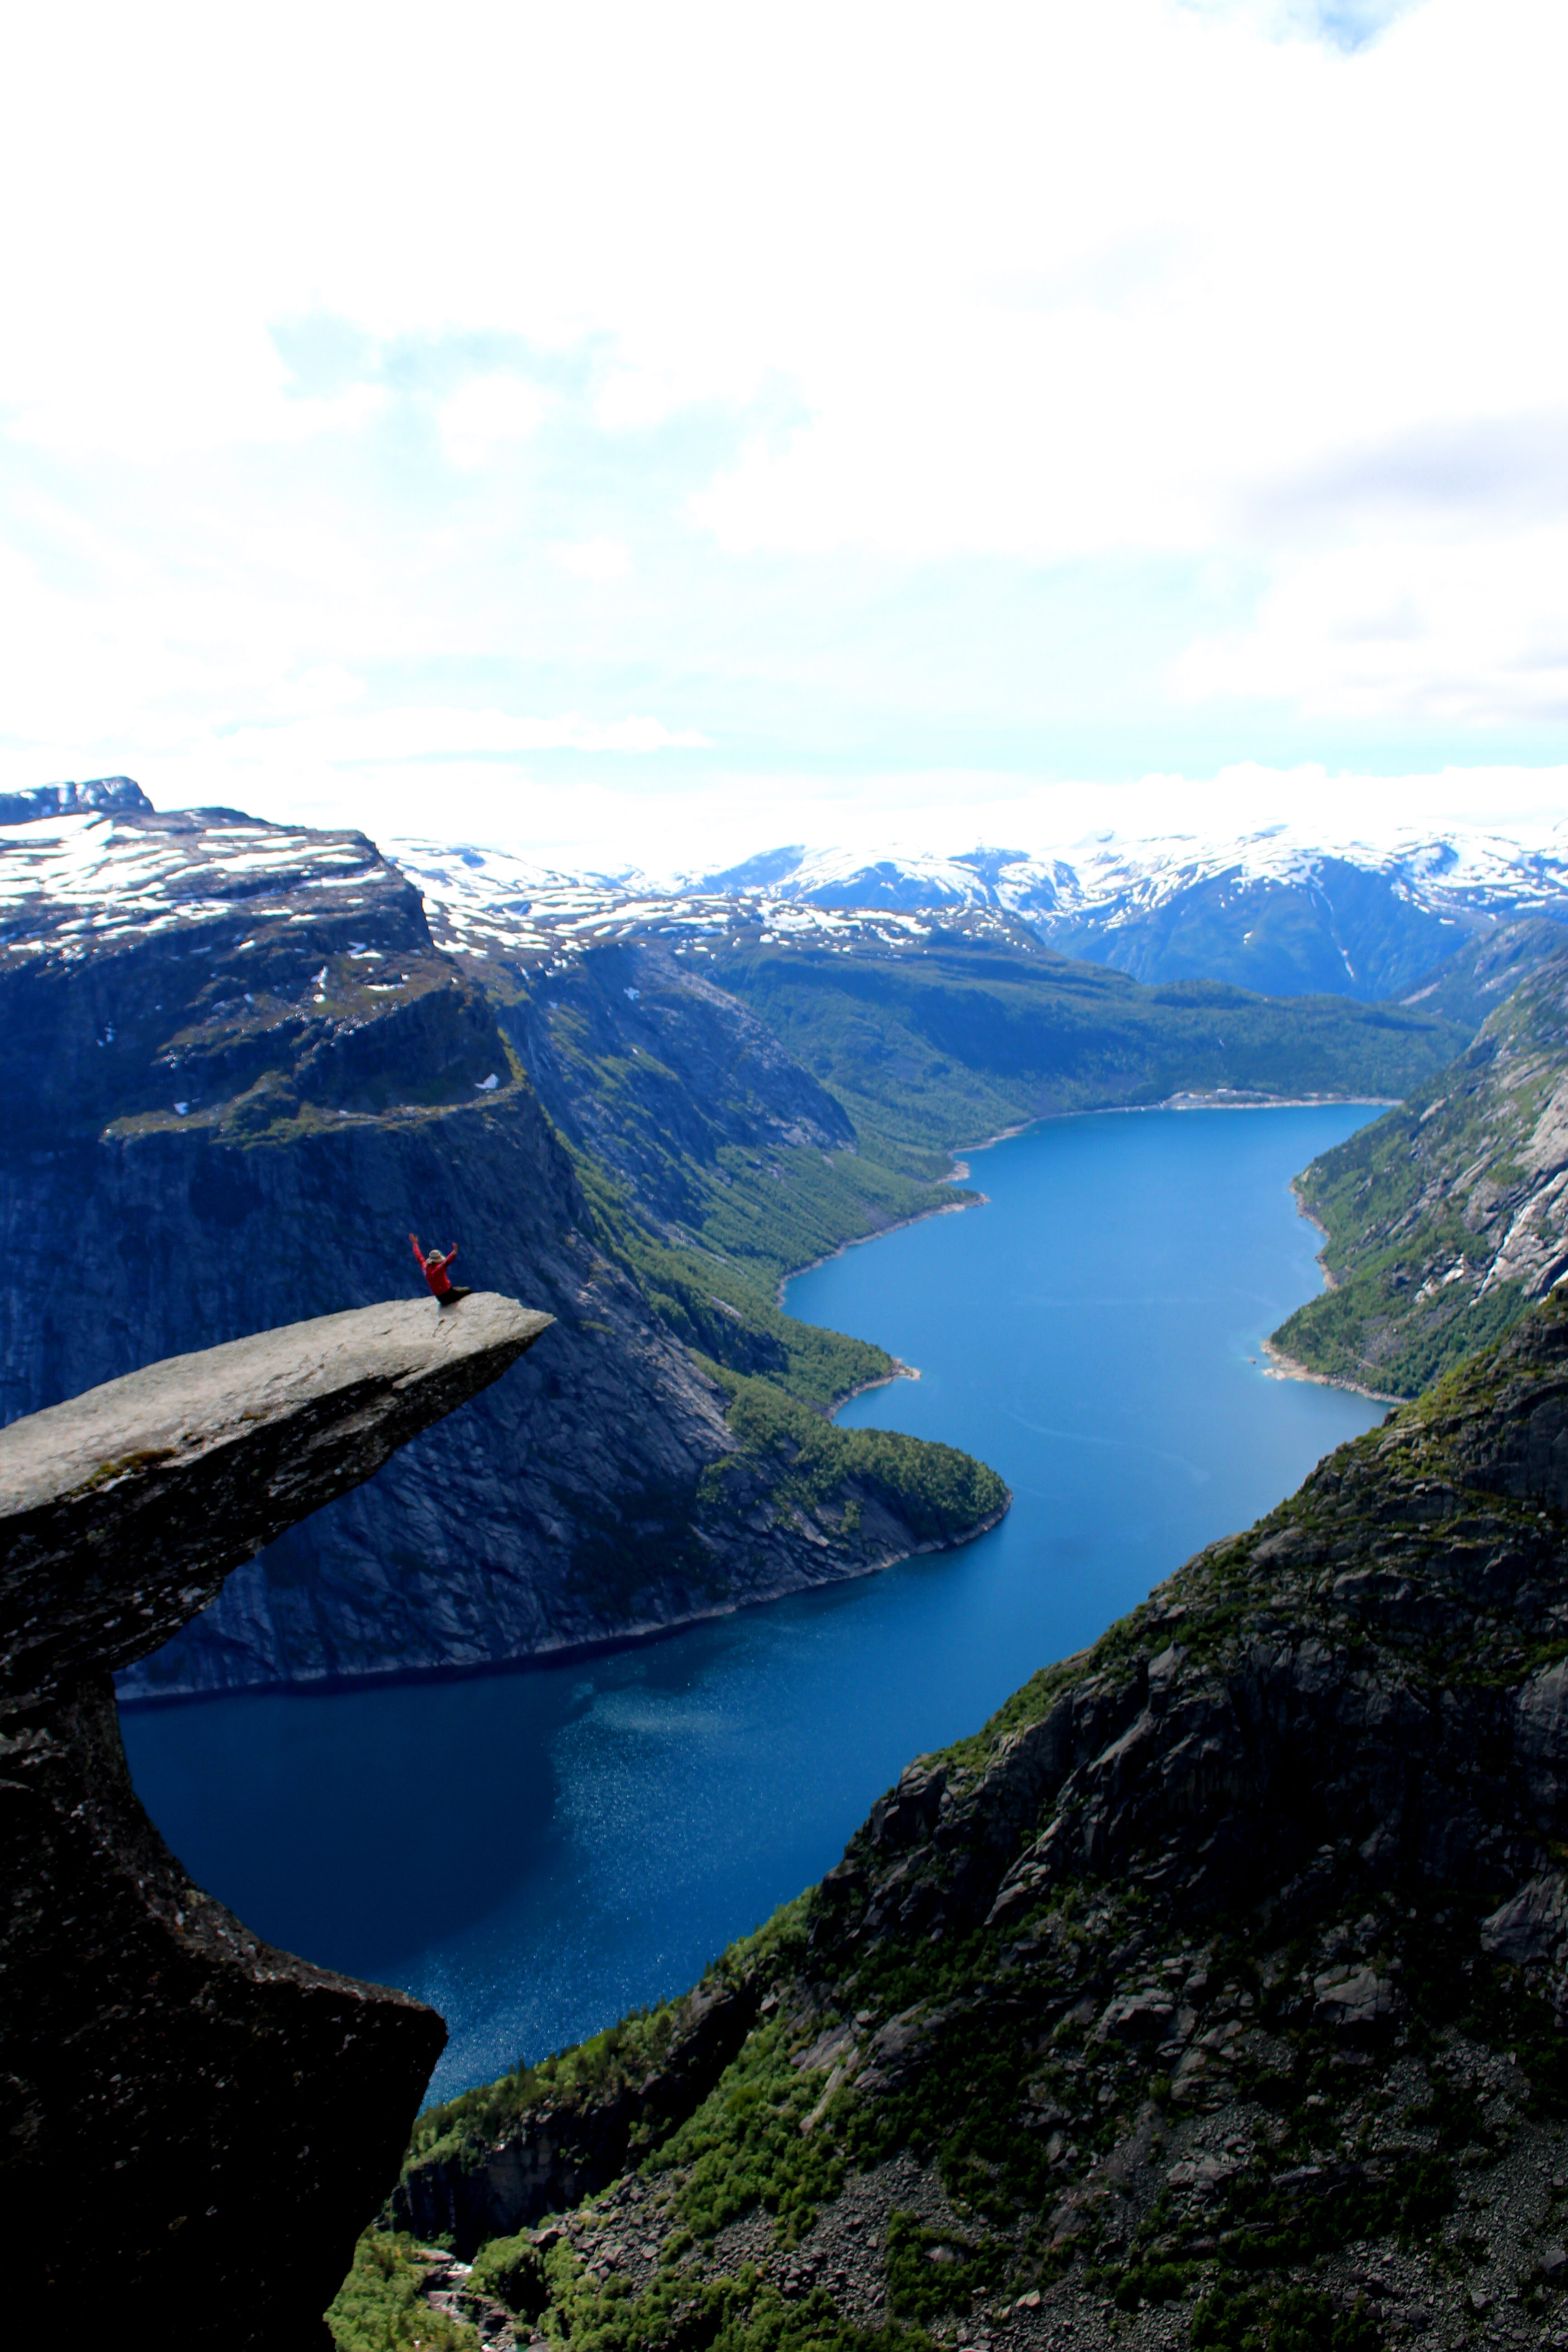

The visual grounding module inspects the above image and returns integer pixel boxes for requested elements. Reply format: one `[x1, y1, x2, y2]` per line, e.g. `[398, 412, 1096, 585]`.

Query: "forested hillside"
[1272, 922, 1568, 1397]
[708, 931, 1469, 1176]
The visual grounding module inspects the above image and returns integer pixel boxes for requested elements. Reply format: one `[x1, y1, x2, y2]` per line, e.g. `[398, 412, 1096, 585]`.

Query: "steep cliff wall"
[1273, 921, 1568, 1396]
[0, 1296, 544, 2349]
[0, 803, 1007, 1698]
[392, 1296, 1568, 2352]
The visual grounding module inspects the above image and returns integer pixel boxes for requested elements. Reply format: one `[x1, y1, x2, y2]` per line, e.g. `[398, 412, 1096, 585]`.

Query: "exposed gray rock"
[1480, 1871, 1568, 1967]
[0, 1293, 551, 1701]
[0, 1298, 546, 2349]
[0, 803, 1007, 1699]
[395, 1973, 759, 2255]
[1311, 1964, 1397, 2029]
[0, 774, 151, 824]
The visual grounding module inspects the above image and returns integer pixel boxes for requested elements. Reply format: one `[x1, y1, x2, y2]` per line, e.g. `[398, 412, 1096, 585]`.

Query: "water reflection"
[122, 1105, 1382, 2102]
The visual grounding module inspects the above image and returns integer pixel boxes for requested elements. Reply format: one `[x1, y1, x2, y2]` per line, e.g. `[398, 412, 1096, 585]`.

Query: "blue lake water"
[121, 1104, 1382, 2106]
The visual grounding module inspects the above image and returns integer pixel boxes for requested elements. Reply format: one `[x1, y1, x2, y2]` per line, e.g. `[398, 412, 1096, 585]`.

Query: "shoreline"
[1258, 1171, 1404, 1403]
[834, 1357, 923, 1404]
[791, 1097, 1392, 1404]
[776, 1190, 989, 1314]
[1289, 1180, 1341, 1291]
[1156, 1091, 1400, 1114]
[1261, 1333, 1405, 1407]
[118, 1497, 1014, 1714]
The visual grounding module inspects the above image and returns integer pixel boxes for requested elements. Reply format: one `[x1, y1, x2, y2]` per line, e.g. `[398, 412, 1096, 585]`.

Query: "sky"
[2, 0, 1565, 876]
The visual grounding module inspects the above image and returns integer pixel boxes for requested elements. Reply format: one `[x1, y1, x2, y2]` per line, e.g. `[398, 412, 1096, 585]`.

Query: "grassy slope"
[486, 955, 1014, 1568]
[1271, 931, 1568, 1396]
[709, 934, 1470, 1176]
[487, 926, 1480, 1623]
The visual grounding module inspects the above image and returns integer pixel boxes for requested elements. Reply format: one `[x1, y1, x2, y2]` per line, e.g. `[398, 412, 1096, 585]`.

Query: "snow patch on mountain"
[9, 785, 1567, 1007]
[0, 808, 385, 960]
[687, 824, 1568, 928]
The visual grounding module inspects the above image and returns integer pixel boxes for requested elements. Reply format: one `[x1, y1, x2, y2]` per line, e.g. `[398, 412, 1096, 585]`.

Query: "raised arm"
[410, 1234, 425, 1268]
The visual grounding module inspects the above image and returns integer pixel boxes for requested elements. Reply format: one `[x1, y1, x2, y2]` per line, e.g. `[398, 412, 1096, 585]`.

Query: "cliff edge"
[0, 1295, 549, 2349]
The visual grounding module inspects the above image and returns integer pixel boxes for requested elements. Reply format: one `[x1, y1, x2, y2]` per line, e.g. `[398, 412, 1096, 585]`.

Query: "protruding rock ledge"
[0, 1295, 552, 2349]
[0, 1292, 552, 1701]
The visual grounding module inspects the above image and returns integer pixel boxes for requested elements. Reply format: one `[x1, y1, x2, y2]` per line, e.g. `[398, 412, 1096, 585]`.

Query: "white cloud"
[1, 0, 1566, 777]
[553, 538, 633, 580]
[208, 706, 709, 771]
[1174, 529, 1568, 720]
[438, 375, 551, 468]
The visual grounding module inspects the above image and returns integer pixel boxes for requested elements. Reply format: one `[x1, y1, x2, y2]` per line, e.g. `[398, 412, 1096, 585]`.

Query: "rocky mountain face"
[0, 789, 1525, 1702]
[0, 1295, 544, 2349]
[687, 826, 1568, 1002]
[384, 1294, 1568, 2352]
[0, 802, 1007, 1698]
[1273, 921, 1568, 1399]
[0, 772, 152, 826]
[392, 821, 1568, 1015]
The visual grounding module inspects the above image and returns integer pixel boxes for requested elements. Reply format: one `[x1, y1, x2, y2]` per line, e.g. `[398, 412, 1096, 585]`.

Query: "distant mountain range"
[382, 820, 1568, 1008]
[0, 781, 1485, 1698]
[8, 781, 1563, 1008]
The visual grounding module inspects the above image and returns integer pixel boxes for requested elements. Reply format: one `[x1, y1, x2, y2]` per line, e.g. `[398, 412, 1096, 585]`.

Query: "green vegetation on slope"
[328, 2233, 478, 2351]
[710, 935, 1470, 1176]
[363, 1298, 1568, 2352]
[569, 1147, 927, 1413]
[710, 1369, 1007, 1546]
[1271, 930, 1568, 1396]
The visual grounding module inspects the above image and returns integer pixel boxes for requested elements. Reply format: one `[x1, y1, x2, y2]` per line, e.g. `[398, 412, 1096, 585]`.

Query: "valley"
[122, 1102, 1379, 2107]
[364, 1289, 1568, 2352]
[10, 780, 1568, 2352]
[0, 785, 1483, 1700]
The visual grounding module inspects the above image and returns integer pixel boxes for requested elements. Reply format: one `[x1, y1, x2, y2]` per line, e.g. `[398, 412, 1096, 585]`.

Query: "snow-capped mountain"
[392, 821, 1568, 1003]
[0, 799, 391, 963]
[7, 780, 1566, 1005]
[385, 838, 1004, 966]
[689, 828, 1568, 1000]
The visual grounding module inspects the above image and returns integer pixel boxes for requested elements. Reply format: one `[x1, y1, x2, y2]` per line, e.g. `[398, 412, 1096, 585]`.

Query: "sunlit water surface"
[122, 1104, 1382, 2102]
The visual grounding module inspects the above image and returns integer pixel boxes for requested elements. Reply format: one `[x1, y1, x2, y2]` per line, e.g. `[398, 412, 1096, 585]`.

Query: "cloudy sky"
[2, 0, 1564, 872]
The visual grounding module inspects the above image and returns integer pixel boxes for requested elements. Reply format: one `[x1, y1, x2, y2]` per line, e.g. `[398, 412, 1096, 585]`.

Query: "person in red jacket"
[410, 1233, 473, 1305]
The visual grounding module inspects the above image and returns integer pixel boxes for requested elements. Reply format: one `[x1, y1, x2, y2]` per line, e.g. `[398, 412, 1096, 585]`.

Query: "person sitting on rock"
[410, 1233, 473, 1305]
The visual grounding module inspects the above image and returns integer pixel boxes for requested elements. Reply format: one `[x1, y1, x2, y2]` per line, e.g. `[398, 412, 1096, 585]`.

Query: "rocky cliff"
[390, 1293, 1568, 2352]
[0, 1295, 546, 2349]
[0, 789, 1505, 1704]
[0, 799, 1007, 1698]
[1273, 920, 1568, 1398]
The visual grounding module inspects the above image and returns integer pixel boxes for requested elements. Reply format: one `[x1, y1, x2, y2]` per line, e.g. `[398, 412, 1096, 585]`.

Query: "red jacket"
[411, 1235, 457, 1298]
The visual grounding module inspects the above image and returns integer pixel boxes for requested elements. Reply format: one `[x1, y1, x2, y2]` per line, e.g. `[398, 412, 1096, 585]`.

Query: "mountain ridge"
[374, 1290, 1568, 2352]
[1272, 922, 1568, 1400]
[387, 819, 1568, 1005]
[0, 789, 1514, 1701]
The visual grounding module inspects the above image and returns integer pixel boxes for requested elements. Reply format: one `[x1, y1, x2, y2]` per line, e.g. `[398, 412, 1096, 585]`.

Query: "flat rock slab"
[0, 1294, 551, 2345]
[0, 1293, 552, 1698]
